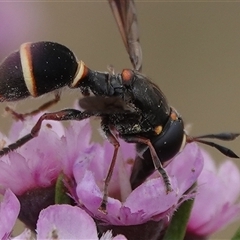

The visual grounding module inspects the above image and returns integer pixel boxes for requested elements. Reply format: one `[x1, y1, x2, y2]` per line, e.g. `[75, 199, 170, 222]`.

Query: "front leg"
[5, 93, 61, 121]
[122, 134, 173, 193]
[0, 109, 98, 157]
[98, 118, 120, 213]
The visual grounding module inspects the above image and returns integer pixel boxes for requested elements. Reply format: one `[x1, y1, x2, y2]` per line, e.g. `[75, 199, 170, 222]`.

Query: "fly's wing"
[109, 0, 142, 71]
[79, 96, 136, 114]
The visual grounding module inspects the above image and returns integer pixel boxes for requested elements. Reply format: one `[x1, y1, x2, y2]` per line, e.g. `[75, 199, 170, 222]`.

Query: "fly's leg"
[5, 93, 61, 121]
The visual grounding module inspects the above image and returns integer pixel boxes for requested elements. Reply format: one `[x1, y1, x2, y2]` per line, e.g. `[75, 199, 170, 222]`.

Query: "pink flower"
[74, 141, 204, 239]
[187, 150, 240, 237]
[0, 189, 20, 240]
[0, 114, 93, 230]
[0, 198, 126, 239]
[37, 205, 127, 240]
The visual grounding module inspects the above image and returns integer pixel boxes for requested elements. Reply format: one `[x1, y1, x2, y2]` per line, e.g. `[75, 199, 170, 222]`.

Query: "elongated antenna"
[187, 133, 239, 158]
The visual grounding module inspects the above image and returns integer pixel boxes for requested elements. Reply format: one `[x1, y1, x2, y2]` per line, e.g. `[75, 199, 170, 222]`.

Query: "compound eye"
[121, 69, 133, 84]
[144, 119, 185, 163]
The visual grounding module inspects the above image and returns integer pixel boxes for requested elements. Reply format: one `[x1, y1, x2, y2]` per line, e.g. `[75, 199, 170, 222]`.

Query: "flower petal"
[37, 204, 98, 239]
[100, 231, 127, 240]
[0, 189, 20, 239]
[166, 143, 204, 195]
[112, 235, 128, 240]
[187, 149, 240, 236]
[218, 160, 240, 202]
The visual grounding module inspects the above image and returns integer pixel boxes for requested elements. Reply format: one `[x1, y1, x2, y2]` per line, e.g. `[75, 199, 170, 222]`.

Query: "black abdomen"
[0, 41, 78, 101]
[30, 42, 78, 95]
[0, 51, 29, 101]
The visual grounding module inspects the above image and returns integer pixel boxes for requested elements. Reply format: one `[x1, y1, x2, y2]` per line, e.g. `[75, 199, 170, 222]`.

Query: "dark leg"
[0, 108, 95, 157]
[123, 135, 173, 193]
[98, 120, 120, 213]
[5, 93, 61, 121]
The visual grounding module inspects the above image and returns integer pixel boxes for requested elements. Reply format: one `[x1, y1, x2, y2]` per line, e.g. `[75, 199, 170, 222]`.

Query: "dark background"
[0, 1, 239, 239]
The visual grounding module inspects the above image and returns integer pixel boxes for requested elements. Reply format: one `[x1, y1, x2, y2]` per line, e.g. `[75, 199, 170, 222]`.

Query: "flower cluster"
[0, 113, 239, 239]
[0, 189, 126, 240]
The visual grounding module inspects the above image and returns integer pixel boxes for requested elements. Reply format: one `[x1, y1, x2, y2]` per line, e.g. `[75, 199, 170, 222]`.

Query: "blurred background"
[0, 1, 239, 239]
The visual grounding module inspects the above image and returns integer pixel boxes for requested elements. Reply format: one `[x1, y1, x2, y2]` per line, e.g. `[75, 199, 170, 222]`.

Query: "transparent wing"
[109, 0, 142, 71]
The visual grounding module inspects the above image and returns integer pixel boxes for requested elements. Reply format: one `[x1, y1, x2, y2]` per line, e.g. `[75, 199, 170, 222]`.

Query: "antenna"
[187, 133, 239, 158]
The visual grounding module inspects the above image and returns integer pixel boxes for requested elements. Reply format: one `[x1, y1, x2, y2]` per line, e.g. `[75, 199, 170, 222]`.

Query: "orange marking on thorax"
[170, 111, 178, 121]
[154, 125, 163, 135]
[122, 69, 133, 82]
